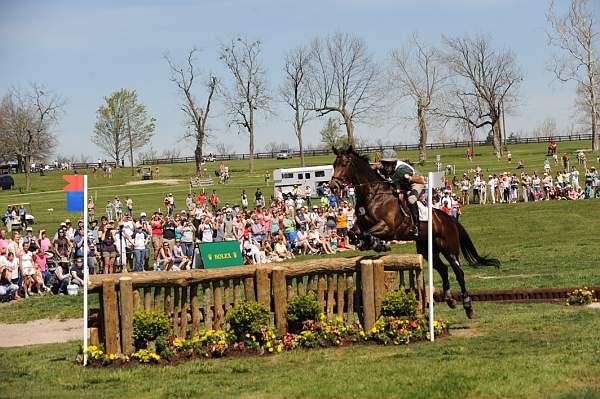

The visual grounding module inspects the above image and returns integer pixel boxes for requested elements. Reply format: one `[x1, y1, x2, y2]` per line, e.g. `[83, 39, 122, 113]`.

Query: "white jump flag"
[83, 175, 89, 365]
[427, 171, 444, 342]
[63, 174, 89, 365]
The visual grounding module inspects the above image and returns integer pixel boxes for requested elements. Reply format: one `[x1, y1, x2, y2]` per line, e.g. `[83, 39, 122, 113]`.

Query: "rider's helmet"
[380, 149, 397, 163]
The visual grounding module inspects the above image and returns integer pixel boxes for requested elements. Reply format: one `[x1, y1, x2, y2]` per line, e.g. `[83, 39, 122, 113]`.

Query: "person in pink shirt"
[34, 229, 52, 289]
[0, 229, 8, 252]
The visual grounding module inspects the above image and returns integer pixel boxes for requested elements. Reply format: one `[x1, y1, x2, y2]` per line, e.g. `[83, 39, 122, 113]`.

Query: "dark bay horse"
[329, 147, 500, 318]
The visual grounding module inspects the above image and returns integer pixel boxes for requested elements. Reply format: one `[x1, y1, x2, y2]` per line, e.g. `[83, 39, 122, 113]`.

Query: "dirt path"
[0, 318, 82, 347]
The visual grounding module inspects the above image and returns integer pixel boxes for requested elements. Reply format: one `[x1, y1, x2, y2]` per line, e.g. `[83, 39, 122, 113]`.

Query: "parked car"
[0, 175, 14, 190]
[276, 151, 291, 160]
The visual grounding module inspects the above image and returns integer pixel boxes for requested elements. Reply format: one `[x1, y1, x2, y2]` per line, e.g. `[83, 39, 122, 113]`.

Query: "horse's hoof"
[445, 298, 457, 309]
[465, 307, 474, 319]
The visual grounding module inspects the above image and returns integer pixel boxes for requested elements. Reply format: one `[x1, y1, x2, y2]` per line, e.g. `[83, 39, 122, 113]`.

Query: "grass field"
[1, 303, 599, 398]
[1, 141, 599, 397]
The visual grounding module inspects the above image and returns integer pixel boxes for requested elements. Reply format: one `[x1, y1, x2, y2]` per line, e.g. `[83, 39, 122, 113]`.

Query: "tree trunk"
[295, 110, 305, 167]
[492, 119, 503, 156]
[590, 74, 599, 151]
[248, 109, 255, 173]
[25, 155, 31, 192]
[417, 104, 428, 164]
[342, 111, 354, 146]
[127, 115, 134, 176]
[195, 128, 204, 176]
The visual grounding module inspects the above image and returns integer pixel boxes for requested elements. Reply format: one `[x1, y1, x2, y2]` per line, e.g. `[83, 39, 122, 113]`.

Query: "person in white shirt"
[487, 176, 496, 204]
[130, 222, 149, 272]
[0, 253, 20, 298]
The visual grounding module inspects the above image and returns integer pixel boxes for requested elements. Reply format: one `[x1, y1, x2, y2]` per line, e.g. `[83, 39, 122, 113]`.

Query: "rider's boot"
[409, 201, 420, 238]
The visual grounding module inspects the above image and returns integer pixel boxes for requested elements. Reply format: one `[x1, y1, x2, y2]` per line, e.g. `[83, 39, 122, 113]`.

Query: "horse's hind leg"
[417, 242, 454, 309]
[444, 252, 473, 319]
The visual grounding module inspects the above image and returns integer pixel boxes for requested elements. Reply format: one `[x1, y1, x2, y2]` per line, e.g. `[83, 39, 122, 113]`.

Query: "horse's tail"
[457, 222, 500, 268]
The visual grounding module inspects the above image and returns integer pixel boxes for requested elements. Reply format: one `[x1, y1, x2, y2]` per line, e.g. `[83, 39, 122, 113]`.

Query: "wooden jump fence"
[88, 254, 425, 355]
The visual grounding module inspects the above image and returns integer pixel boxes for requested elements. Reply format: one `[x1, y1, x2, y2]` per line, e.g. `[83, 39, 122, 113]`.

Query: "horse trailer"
[273, 165, 333, 197]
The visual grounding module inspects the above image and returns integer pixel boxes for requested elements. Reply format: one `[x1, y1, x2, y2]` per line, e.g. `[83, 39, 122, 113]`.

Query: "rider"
[377, 149, 425, 237]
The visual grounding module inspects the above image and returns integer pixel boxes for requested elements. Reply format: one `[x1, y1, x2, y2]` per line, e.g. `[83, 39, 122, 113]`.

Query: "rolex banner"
[199, 241, 244, 269]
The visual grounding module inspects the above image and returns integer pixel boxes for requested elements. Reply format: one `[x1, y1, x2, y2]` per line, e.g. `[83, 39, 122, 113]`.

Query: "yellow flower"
[370, 327, 377, 334]
[251, 335, 256, 341]
[206, 330, 213, 337]
[266, 341, 272, 347]
[433, 320, 439, 328]
[108, 353, 115, 360]
[277, 345, 283, 353]
[218, 340, 225, 345]
[268, 347, 273, 352]
[359, 331, 366, 337]
[245, 333, 250, 338]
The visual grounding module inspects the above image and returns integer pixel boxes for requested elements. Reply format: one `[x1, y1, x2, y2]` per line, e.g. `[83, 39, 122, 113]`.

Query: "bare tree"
[390, 35, 445, 163]
[0, 84, 63, 191]
[280, 45, 313, 166]
[165, 48, 218, 175]
[215, 142, 235, 156]
[547, 0, 599, 150]
[307, 32, 382, 146]
[442, 34, 522, 156]
[219, 36, 271, 173]
[531, 117, 558, 137]
[264, 142, 290, 153]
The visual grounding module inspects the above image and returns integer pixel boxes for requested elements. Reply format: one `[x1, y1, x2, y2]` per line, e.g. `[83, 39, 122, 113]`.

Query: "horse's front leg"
[365, 221, 394, 252]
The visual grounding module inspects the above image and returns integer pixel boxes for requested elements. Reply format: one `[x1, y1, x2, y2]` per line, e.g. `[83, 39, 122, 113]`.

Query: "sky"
[0, 0, 597, 161]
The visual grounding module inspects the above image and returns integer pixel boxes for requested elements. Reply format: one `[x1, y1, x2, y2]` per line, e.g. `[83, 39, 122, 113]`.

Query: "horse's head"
[330, 145, 367, 191]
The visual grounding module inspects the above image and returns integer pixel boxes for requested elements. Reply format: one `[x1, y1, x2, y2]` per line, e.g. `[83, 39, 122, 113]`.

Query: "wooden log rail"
[88, 254, 424, 354]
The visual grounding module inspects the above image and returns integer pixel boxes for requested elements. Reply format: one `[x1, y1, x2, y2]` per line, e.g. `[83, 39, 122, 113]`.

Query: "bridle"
[330, 156, 395, 190]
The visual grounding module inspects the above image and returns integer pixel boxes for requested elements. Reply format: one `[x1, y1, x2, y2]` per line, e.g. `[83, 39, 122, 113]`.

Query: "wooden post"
[336, 273, 346, 319]
[297, 277, 305, 296]
[119, 277, 135, 354]
[203, 283, 213, 330]
[317, 275, 325, 309]
[172, 286, 180, 337]
[346, 275, 354, 323]
[190, 283, 200, 333]
[244, 277, 256, 302]
[89, 327, 100, 347]
[326, 275, 335, 320]
[272, 267, 287, 336]
[224, 280, 232, 311]
[163, 287, 172, 316]
[214, 282, 224, 330]
[384, 271, 399, 294]
[255, 267, 271, 307]
[360, 260, 375, 331]
[307, 275, 314, 293]
[153, 287, 162, 311]
[373, 259, 385, 320]
[287, 278, 295, 300]
[132, 289, 140, 311]
[143, 287, 152, 311]
[233, 279, 241, 307]
[180, 286, 188, 339]
[416, 268, 425, 314]
[102, 279, 120, 354]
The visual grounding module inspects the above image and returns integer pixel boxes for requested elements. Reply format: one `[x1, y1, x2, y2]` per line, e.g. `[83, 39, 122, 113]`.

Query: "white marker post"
[427, 171, 444, 342]
[83, 175, 89, 366]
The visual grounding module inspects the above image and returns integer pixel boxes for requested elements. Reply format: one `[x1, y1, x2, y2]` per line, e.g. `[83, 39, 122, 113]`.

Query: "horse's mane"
[341, 147, 390, 185]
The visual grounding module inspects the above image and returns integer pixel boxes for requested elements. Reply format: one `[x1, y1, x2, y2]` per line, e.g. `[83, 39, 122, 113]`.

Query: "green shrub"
[133, 311, 170, 348]
[380, 291, 417, 317]
[225, 301, 271, 341]
[286, 293, 322, 333]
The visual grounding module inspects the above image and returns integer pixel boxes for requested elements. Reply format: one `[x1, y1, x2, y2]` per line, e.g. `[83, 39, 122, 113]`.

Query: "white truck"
[273, 165, 333, 197]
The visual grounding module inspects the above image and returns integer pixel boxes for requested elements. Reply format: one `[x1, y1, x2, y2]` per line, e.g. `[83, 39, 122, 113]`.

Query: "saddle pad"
[418, 201, 428, 221]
